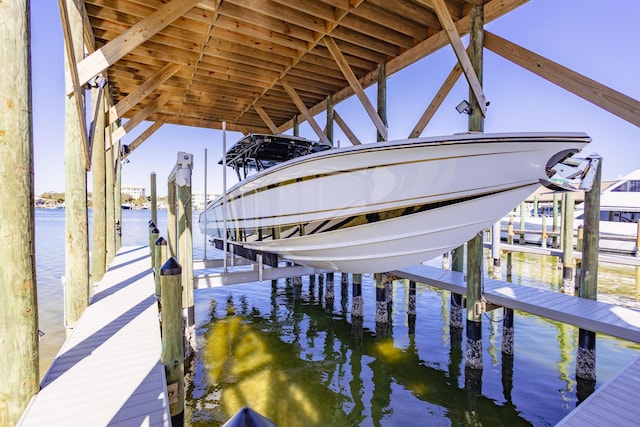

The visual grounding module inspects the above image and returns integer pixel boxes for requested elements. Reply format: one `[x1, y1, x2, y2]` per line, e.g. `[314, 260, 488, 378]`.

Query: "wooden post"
[167, 180, 177, 257]
[533, 195, 538, 217]
[541, 215, 548, 249]
[351, 274, 363, 318]
[115, 154, 122, 250]
[377, 63, 387, 142]
[491, 222, 501, 279]
[577, 225, 584, 250]
[408, 280, 417, 318]
[561, 192, 575, 293]
[450, 246, 464, 329]
[502, 308, 514, 356]
[552, 193, 560, 248]
[63, 0, 90, 334]
[91, 89, 107, 283]
[176, 152, 195, 358]
[160, 257, 184, 424]
[635, 220, 640, 257]
[105, 121, 116, 265]
[326, 95, 334, 144]
[154, 236, 167, 300]
[465, 3, 484, 371]
[325, 272, 334, 310]
[576, 157, 601, 381]
[507, 216, 514, 278]
[519, 201, 525, 244]
[150, 172, 158, 226]
[150, 226, 159, 270]
[293, 114, 299, 137]
[374, 273, 388, 324]
[441, 251, 450, 269]
[148, 220, 156, 257]
[0, 0, 39, 421]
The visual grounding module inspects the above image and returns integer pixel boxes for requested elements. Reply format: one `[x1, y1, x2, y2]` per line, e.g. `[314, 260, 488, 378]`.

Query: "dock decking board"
[556, 356, 640, 426]
[394, 265, 640, 343]
[19, 246, 170, 427]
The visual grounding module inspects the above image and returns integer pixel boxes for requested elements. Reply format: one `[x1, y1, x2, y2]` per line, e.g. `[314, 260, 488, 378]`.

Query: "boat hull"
[200, 132, 590, 272]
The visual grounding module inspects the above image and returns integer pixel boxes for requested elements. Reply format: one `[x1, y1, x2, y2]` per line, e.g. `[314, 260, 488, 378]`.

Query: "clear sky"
[31, 0, 639, 197]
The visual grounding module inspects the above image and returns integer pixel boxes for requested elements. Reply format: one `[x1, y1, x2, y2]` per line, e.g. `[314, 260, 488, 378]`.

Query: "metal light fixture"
[455, 100, 472, 115]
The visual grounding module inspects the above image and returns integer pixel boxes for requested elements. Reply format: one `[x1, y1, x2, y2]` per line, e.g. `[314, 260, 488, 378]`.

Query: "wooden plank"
[109, 63, 183, 125]
[429, 0, 487, 115]
[112, 93, 172, 141]
[280, 80, 332, 145]
[334, 111, 362, 145]
[124, 119, 165, 157]
[18, 246, 170, 426]
[409, 62, 463, 138]
[254, 105, 278, 134]
[484, 31, 640, 127]
[73, 0, 202, 93]
[324, 36, 388, 140]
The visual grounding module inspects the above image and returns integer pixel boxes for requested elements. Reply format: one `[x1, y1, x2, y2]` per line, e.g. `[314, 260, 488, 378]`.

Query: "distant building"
[122, 185, 146, 199]
[192, 192, 219, 211]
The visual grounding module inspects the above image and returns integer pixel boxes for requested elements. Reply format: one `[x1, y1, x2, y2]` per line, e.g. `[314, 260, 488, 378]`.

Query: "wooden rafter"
[124, 120, 165, 158]
[109, 63, 183, 125]
[334, 111, 362, 146]
[430, 0, 487, 116]
[112, 93, 172, 141]
[324, 37, 388, 141]
[280, 80, 331, 145]
[409, 62, 463, 138]
[254, 105, 278, 134]
[72, 0, 201, 94]
[485, 32, 640, 127]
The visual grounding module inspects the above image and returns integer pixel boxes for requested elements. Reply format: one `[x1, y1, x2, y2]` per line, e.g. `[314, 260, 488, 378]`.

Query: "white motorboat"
[504, 168, 640, 254]
[199, 132, 590, 273]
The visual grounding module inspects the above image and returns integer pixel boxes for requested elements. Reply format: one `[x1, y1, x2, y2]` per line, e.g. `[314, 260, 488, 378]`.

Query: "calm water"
[35, 209, 640, 426]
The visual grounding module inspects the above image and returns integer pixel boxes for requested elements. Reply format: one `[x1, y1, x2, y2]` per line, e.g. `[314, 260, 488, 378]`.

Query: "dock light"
[455, 100, 472, 115]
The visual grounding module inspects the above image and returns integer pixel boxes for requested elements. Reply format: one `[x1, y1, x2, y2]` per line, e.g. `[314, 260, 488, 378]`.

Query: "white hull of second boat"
[200, 132, 590, 273]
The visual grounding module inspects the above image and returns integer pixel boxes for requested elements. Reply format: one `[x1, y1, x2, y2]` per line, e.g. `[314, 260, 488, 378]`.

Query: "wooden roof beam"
[409, 62, 463, 138]
[112, 93, 172, 141]
[324, 36, 388, 140]
[71, 0, 202, 95]
[484, 31, 640, 128]
[254, 105, 279, 134]
[109, 63, 184, 125]
[123, 120, 166, 158]
[334, 111, 362, 146]
[429, 0, 486, 116]
[280, 80, 332, 145]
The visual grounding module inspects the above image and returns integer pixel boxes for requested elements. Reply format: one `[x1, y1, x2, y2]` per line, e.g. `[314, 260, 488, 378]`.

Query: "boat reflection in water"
[199, 132, 591, 273]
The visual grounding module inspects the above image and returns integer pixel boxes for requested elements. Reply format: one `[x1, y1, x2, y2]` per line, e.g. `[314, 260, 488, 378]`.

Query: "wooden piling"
[507, 216, 514, 278]
[63, 0, 90, 333]
[491, 222, 501, 279]
[502, 308, 514, 356]
[91, 89, 107, 283]
[576, 157, 601, 381]
[148, 220, 157, 257]
[0, 0, 39, 421]
[450, 246, 464, 329]
[519, 202, 525, 244]
[351, 274, 363, 318]
[635, 220, 639, 257]
[115, 155, 122, 250]
[167, 181, 177, 257]
[552, 193, 559, 248]
[541, 215, 548, 248]
[325, 272, 334, 310]
[150, 226, 159, 270]
[150, 172, 158, 226]
[377, 63, 387, 142]
[105, 119, 116, 265]
[176, 153, 195, 357]
[374, 273, 388, 324]
[160, 257, 185, 423]
[465, 2, 484, 371]
[154, 236, 167, 299]
[561, 192, 576, 293]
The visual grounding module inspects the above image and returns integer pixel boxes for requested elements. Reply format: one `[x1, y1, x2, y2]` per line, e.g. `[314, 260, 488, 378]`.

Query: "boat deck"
[394, 264, 640, 343]
[19, 246, 170, 427]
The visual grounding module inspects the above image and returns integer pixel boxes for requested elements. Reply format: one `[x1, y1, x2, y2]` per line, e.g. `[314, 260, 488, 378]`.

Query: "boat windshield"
[220, 134, 332, 180]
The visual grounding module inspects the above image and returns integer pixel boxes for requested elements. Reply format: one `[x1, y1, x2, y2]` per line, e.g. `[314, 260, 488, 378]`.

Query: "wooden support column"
[465, 3, 484, 371]
[176, 153, 195, 358]
[326, 95, 334, 145]
[292, 114, 299, 137]
[91, 88, 107, 283]
[150, 172, 158, 226]
[63, 0, 90, 334]
[374, 273, 389, 337]
[0, 0, 39, 422]
[105, 124, 116, 264]
[450, 246, 464, 329]
[167, 180, 177, 257]
[561, 192, 576, 294]
[377, 63, 387, 142]
[351, 274, 363, 318]
[519, 201, 525, 244]
[553, 193, 560, 248]
[576, 157, 602, 381]
[408, 280, 417, 333]
[325, 272, 334, 311]
[115, 153, 122, 250]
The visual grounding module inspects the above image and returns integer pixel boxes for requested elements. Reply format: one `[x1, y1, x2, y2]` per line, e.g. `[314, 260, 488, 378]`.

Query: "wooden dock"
[394, 264, 640, 343]
[19, 246, 170, 427]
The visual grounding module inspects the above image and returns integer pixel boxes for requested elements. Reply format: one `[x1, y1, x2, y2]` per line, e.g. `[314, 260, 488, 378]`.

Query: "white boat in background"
[504, 169, 640, 254]
[199, 132, 590, 273]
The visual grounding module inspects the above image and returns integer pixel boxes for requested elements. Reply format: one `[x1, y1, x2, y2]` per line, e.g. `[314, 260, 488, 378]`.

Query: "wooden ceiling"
[78, 0, 528, 139]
